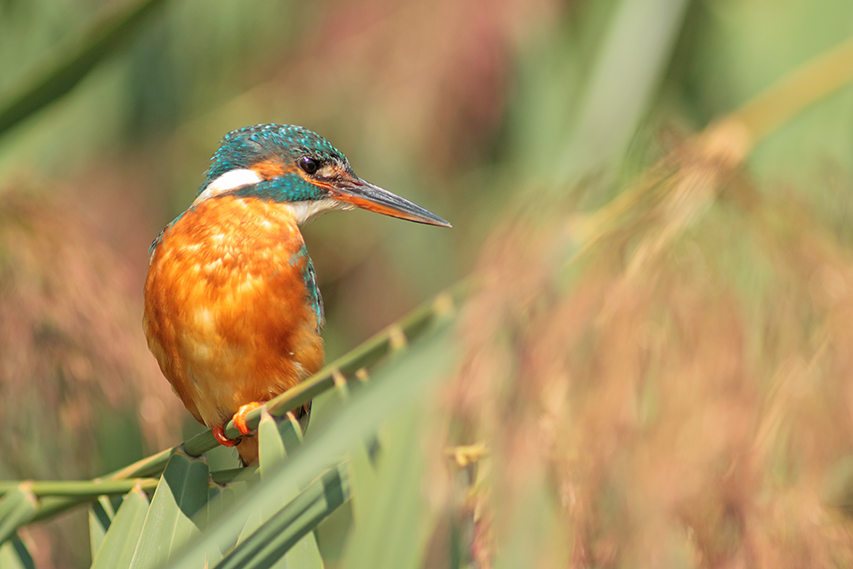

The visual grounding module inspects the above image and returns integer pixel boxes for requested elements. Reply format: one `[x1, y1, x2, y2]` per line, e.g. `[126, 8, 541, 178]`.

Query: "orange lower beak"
[330, 179, 451, 228]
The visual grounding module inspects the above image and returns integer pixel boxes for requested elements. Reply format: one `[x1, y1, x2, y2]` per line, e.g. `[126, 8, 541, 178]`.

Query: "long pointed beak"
[330, 178, 451, 228]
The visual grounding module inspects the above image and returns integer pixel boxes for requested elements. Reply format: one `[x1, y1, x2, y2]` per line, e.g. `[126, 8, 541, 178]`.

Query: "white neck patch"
[285, 198, 355, 226]
[192, 168, 353, 225]
[193, 169, 263, 205]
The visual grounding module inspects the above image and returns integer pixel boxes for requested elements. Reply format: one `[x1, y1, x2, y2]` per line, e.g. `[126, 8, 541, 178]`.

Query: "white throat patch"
[285, 198, 355, 226]
[193, 169, 263, 205]
[192, 168, 354, 225]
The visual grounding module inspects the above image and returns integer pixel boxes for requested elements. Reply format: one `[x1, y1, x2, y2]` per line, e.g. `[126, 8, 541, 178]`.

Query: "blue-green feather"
[198, 124, 345, 195]
[289, 244, 324, 331]
[232, 176, 323, 203]
[151, 124, 343, 255]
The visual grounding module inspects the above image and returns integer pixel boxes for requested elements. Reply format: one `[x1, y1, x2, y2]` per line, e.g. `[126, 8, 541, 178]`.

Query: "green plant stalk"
[726, 34, 853, 151]
[570, 33, 853, 266]
[115, 287, 463, 476]
[206, 290, 460, 446]
[27, 480, 155, 524]
[3, 286, 462, 528]
[0, 479, 157, 498]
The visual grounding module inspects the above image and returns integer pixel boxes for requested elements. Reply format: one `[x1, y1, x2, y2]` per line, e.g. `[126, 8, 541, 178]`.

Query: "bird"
[143, 124, 450, 464]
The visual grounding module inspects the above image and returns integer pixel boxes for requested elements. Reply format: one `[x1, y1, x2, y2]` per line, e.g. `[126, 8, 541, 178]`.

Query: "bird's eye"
[299, 156, 320, 175]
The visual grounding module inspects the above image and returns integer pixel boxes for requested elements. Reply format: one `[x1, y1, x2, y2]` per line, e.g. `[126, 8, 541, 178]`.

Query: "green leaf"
[347, 441, 379, 524]
[91, 486, 150, 569]
[280, 413, 307, 455]
[200, 482, 246, 567]
[274, 528, 325, 569]
[204, 483, 239, 526]
[258, 410, 325, 569]
[0, 487, 37, 546]
[128, 451, 211, 569]
[340, 407, 433, 569]
[235, 419, 273, 555]
[0, 0, 169, 137]
[214, 465, 349, 569]
[258, 410, 288, 479]
[0, 534, 35, 569]
[89, 495, 116, 559]
[557, 0, 691, 180]
[164, 325, 456, 569]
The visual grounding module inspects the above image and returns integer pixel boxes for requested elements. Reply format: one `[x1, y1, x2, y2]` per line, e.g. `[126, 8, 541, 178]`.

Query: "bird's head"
[193, 124, 450, 227]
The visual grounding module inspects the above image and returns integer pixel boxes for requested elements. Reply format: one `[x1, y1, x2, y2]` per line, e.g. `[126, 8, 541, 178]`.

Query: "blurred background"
[2, 0, 853, 567]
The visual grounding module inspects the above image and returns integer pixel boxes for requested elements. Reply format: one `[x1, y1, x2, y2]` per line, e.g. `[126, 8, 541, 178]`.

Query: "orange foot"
[212, 425, 237, 447]
[233, 401, 263, 436]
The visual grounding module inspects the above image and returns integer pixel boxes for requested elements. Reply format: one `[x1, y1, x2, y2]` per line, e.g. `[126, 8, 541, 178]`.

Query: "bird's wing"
[300, 246, 324, 332]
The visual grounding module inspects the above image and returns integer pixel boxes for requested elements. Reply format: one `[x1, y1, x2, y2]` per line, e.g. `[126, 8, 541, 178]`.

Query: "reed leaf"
[340, 406, 433, 569]
[91, 486, 150, 569]
[0, 487, 37, 546]
[89, 495, 116, 560]
[0, 0, 169, 137]
[128, 451, 211, 569]
[0, 534, 35, 569]
[256, 409, 325, 568]
[214, 465, 349, 569]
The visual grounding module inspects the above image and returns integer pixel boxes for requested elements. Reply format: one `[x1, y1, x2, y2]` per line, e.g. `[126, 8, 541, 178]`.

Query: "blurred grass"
[2, 0, 853, 567]
[0, 0, 168, 137]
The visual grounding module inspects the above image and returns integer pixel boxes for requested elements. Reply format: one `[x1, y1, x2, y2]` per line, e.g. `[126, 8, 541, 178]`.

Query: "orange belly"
[143, 195, 324, 443]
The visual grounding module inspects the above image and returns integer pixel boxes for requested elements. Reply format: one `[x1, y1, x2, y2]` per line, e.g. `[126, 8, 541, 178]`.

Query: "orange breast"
[143, 195, 324, 430]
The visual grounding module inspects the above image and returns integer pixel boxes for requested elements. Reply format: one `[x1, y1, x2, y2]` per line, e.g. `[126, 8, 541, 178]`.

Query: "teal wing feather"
[294, 244, 324, 331]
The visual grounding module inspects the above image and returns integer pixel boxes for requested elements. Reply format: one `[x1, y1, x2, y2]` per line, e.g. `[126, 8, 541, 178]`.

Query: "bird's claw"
[211, 402, 262, 449]
[212, 425, 237, 447]
[233, 401, 263, 436]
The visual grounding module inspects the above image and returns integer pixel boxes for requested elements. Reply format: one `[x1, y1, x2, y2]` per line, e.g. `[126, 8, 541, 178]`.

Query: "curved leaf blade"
[258, 410, 288, 479]
[340, 408, 432, 569]
[0, 487, 37, 545]
[557, 0, 691, 179]
[89, 495, 116, 559]
[346, 442, 378, 524]
[0, 0, 169, 137]
[215, 465, 348, 569]
[258, 410, 325, 569]
[91, 486, 150, 569]
[0, 534, 35, 569]
[128, 451, 210, 569]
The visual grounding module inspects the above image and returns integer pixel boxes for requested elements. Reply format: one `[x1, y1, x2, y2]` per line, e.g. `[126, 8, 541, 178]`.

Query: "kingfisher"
[143, 124, 450, 464]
